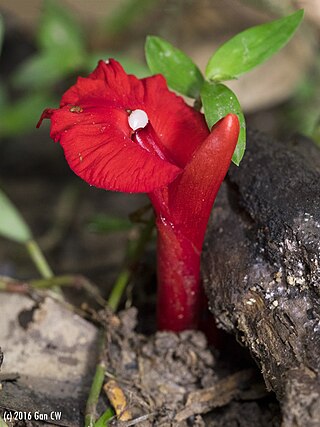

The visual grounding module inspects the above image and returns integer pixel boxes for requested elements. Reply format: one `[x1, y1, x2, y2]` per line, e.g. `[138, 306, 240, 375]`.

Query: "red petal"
[49, 106, 182, 193]
[142, 75, 209, 167]
[60, 60, 144, 109]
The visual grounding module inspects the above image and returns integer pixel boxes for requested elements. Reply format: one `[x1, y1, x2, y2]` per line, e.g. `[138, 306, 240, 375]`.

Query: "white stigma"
[128, 109, 149, 131]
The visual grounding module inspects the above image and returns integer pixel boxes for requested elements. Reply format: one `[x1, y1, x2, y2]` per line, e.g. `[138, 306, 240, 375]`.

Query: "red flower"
[38, 59, 239, 331]
[37, 59, 209, 193]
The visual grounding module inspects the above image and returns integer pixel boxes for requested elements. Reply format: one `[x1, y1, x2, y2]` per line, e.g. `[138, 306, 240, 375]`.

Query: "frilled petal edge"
[60, 59, 145, 110]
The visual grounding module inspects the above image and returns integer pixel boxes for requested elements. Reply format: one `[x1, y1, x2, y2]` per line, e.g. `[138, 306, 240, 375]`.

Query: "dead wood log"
[202, 130, 320, 427]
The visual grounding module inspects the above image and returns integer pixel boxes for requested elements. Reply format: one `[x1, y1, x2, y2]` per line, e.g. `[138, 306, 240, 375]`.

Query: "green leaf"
[37, 0, 85, 56]
[206, 9, 304, 81]
[145, 36, 204, 98]
[0, 14, 4, 55]
[201, 81, 246, 165]
[0, 189, 32, 243]
[88, 215, 132, 233]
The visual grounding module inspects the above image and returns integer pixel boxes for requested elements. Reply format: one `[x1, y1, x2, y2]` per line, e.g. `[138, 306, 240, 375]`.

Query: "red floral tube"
[149, 115, 239, 330]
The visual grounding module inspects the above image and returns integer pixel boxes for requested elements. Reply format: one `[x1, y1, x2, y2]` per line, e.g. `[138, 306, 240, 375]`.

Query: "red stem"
[156, 219, 202, 331]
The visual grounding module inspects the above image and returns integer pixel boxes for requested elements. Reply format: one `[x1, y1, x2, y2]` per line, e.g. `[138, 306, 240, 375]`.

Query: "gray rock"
[0, 294, 99, 426]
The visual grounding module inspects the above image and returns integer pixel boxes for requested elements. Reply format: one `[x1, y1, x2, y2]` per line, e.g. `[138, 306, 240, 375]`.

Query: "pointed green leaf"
[145, 36, 204, 98]
[201, 82, 246, 165]
[206, 9, 304, 81]
[0, 189, 32, 243]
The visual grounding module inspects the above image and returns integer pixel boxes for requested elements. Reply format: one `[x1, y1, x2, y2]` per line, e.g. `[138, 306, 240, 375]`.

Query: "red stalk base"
[156, 219, 203, 331]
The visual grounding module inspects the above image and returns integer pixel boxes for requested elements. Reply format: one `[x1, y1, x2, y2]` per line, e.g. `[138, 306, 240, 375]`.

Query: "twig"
[0, 276, 29, 294]
[31, 275, 107, 306]
[0, 274, 106, 305]
[108, 215, 154, 311]
[0, 275, 102, 322]
[117, 413, 156, 426]
[174, 369, 257, 422]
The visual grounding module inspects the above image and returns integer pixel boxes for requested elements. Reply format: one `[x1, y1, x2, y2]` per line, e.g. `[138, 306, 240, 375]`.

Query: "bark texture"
[202, 130, 320, 427]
